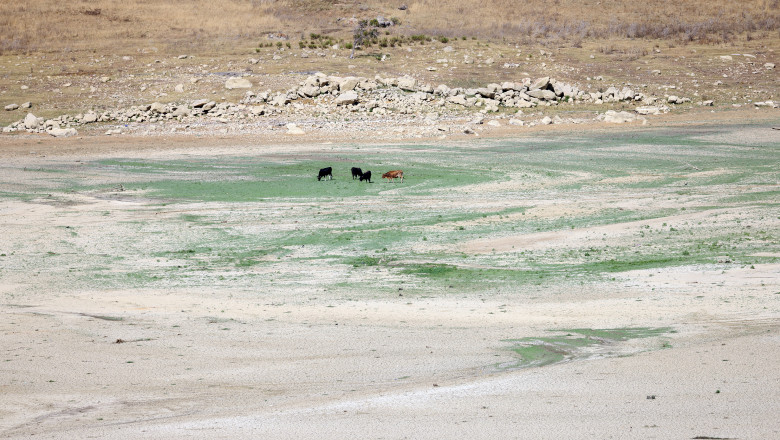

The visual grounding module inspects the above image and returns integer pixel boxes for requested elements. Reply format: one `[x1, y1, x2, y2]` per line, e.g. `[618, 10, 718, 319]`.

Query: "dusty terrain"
[1, 1, 779, 437]
[1, 116, 779, 439]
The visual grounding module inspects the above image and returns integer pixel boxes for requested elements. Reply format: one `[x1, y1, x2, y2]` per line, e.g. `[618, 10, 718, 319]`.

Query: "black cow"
[317, 167, 333, 181]
[359, 170, 372, 183]
[351, 167, 363, 180]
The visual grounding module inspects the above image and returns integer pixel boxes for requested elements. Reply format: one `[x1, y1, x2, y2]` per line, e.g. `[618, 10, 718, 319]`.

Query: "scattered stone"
[508, 118, 524, 126]
[21, 102, 31, 109]
[20, 85, 29, 90]
[100, 76, 111, 83]
[540, 116, 552, 125]
[225, 77, 252, 89]
[765, 63, 776, 70]
[487, 120, 501, 127]
[4, 104, 19, 111]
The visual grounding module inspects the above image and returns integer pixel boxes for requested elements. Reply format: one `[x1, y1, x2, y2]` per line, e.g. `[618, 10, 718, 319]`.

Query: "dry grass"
[1, 0, 778, 54]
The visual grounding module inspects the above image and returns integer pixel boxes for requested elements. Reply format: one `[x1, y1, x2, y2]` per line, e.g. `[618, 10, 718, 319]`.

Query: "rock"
[508, 118, 524, 126]
[105, 129, 122, 135]
[339, 77, 360, 92]
[463, 127, 475, 134]
[527, 89, 556, 101]
[602, 110, 636, 123]
[650, 69, 661, 75]
[225, 77, 253, 89]
[82, 112, 98, 123]
[443, 46, 454, 53]
[100, 76, 110, 83]
[174, 84, 184, 93]
[719, 55, 733, 61]
[334, 90, 359, 105]
[397, 77, 417, 92]
[20, 85, 29, 90]
[285, 123, 305, 135]
[540, 116, 552, 125]
[475, 88, 495, 99]
[250, 105, 265, 116]
[470, 116, 485, 125]
[21, 102, 32, 109]
[178, 54, 188, 59]
[765, 63, 776, 70]
[192, 99, 210, 108]
[150, 102, 167, 113]
[487, 120, 501, 127]
[298, 85, 320, 98]
[448, 95, 467, 106]
[4, 104, 19, 111]
[48, 127, 78, 137]
[24, 113, 39, 129]
[530, 76, 550, 90]
[172, 106, 190, 117]
[701, 100, 714, 107]
[635, 105, 669, 115]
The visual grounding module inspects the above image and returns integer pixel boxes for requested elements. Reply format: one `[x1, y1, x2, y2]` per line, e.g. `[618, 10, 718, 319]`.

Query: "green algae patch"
[503, 327, 673, 369]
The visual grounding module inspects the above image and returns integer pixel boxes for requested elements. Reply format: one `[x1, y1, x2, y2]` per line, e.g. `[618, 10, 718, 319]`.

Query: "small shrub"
[344, 42, 353, 49]
[438, 36, 449, 43]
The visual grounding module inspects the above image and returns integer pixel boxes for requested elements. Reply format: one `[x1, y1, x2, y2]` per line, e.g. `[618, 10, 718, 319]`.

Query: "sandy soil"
[1, 117, 779, 439]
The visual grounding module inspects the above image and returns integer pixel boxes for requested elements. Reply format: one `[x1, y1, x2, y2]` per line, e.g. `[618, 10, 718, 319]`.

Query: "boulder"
[48, 127, 78, 137]
[82, 112, 98, 123]
[530, 76, 550, 90]
[285, 123, 305, 135]
[298, 85, 320, 98]
[339, 77, 360, 92]
[397, 77, 417, 92]
[447, 95, 467, 106]
[635, 105, 669, 115]
[4, 104, 19, 111]
[150, 102, 167, 113]
[192, 99, 210, 108]
[602, 110, 636, 123]
[225, 77, 253, 89]
[475, 88, 495, 99]
[23, 113, 40, 129]
[334, 90, 359, 106]
[526, 89, 556, 101]
[172, 106, 191, 117]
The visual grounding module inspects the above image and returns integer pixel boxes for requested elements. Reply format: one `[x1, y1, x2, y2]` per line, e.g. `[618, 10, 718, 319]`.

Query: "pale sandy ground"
[1, 117, 779, 439]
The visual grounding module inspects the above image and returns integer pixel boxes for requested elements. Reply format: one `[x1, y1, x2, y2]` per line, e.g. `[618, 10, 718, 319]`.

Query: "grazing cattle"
[317, 166, 333, 181]
[382, 170, 404, 182]
[351, 167, 363, 180]
[359, 170, 372, 182]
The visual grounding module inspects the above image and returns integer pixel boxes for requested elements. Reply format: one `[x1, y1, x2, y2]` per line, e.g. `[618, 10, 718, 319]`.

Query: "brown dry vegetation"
[1, 0, 778, 54]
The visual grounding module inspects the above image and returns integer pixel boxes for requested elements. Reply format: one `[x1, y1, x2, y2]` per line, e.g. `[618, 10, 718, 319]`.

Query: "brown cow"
[382, 170, 404, 182]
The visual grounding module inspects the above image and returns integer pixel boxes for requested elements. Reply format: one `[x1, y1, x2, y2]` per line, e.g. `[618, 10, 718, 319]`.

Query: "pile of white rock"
[3, 73, 692, 134]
